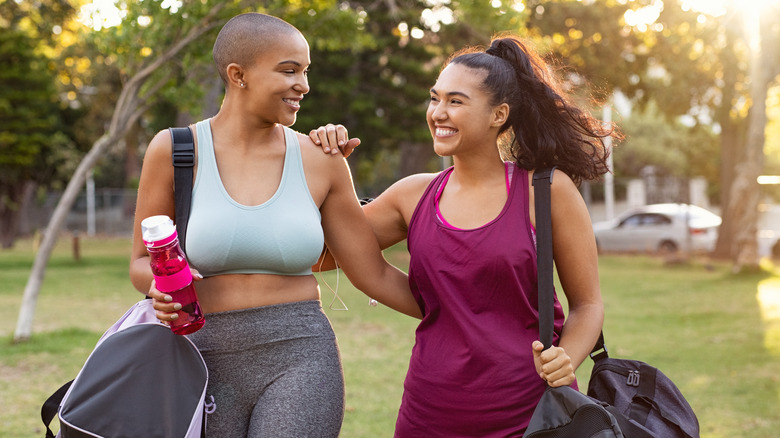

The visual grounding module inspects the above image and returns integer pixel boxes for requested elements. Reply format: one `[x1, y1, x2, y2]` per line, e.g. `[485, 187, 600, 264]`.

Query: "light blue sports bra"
[184, 120, 324, 277]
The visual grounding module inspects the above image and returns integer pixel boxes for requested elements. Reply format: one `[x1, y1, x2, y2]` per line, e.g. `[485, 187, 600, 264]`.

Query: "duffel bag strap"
[628, 363, 658, 425]
[533, 169, 610, 360]
[41, 380, 73, 438]
[604, 404, 656, 438]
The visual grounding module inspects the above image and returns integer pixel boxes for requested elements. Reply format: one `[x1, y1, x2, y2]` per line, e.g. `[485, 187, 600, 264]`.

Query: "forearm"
[558, 301, 604, 370]
[129, 256, 153, 296]
[346, 262, 421, 319]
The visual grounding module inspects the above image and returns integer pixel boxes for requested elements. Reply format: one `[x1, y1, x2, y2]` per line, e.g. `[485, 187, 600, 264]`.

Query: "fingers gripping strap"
[170, 127, 195, 253]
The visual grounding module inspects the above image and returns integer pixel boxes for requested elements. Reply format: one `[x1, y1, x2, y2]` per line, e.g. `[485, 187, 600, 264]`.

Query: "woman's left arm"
[533, 169, 604, 386]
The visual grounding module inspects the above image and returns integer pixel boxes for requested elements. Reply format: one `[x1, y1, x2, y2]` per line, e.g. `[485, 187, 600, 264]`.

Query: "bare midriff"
[194, 274, 321, 313]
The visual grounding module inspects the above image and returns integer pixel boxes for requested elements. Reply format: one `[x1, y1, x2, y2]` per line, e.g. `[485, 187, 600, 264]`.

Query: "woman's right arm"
[129, 130, 177, 296]
[130, 130, 194, 321]
[312, 173, 429, 274]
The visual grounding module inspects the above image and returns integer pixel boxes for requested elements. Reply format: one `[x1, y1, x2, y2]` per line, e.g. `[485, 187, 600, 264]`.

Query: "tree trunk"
[0, 182, 25, 249]
[123, 123, 142, 218]
[14, 135, 115, 342]
[398, 140, 437, 178]
[712, 122, 741, 259]
[730, 14, 774, 272]
[13, 4, 226, 342]
[712, 25, 743, 260]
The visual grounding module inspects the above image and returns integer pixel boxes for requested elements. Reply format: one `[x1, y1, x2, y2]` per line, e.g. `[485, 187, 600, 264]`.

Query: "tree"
[615, 101, 719, 184]
[0, 1, 79, 248]
[13, 0, 368, 342]
[526, 0, 780, 269]
[729, 4, 780, 271]
[0, 28, 74, 248]
[297, 0, 536, 195]
[297, 0, 444, 195]
[13, 2, 230, 342]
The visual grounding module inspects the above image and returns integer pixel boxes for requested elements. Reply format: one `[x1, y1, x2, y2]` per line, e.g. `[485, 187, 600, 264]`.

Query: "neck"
[210, 101, 282, 151]
[449, 146, 505, 187]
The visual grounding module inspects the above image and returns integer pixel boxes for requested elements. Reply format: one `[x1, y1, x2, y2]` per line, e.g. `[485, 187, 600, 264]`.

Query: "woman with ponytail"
[313, 35, 618, 436]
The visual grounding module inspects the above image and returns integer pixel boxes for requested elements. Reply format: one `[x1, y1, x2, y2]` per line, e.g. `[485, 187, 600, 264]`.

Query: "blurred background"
[2, 0, 780, 266]
[3, 3, 780, 435]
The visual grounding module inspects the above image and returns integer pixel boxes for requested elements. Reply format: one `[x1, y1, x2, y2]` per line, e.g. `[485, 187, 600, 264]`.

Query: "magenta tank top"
[396, 164, 570, 437]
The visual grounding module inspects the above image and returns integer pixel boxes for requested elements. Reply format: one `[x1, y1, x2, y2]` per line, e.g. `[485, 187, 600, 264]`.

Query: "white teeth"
[436, 128, 457, 136]
[283, 99, 299, 106]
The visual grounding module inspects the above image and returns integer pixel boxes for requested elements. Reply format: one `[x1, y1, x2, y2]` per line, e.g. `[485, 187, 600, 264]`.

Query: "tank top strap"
[192, 119, 216, 196]
[194, 119, 213, 163]
[409, 168, 452, 232]
[282, 125, 301, 167]
[280, 126, 311, 197]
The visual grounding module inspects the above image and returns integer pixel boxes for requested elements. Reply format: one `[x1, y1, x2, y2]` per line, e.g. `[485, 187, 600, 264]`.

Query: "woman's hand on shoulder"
[309, 123, 361, 157]
[532, 341, 576, 387]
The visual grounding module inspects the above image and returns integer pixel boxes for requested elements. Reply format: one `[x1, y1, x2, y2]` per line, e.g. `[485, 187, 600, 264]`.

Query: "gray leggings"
[187, 300, 345, 438]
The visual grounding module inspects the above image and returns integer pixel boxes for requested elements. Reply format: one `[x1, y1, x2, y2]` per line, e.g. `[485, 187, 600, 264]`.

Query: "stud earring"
[240, 82, 246, 88]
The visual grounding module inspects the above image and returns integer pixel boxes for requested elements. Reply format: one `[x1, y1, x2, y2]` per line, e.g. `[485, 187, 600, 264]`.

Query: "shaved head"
[213, 13, 301, 84]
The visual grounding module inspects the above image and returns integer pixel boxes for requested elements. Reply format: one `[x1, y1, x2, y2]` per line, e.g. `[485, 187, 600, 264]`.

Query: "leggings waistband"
[187, 300, 333, 353]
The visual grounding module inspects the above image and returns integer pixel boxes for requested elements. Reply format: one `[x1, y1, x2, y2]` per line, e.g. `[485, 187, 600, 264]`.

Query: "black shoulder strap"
[532, 168, 556, 350]
[169, 127, 195, 253]
[533, 167, 608, 361]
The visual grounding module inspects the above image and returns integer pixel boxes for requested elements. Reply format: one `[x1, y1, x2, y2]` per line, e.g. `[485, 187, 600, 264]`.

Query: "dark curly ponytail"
[445, 36, 618, 185]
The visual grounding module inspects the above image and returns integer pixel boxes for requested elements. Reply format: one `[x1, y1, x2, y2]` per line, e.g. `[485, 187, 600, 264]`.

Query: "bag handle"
[169, 126, 195, 253]
[41, 380, 72, 438]
[532, 167, 608, 360]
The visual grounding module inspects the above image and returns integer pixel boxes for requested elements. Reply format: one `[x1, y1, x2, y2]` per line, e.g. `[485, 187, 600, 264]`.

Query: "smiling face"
[427, 63, 508, 158]
[238, 32, 311, 127]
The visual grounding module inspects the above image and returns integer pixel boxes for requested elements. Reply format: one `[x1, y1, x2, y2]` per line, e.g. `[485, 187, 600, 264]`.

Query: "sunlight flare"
[681, 0, 777, 17]
[757, 279, 780, 356]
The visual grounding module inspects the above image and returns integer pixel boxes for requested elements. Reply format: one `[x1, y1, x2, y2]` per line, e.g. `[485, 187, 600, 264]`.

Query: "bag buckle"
[172, 149, 195, 167]
[627, 370, 640, 387]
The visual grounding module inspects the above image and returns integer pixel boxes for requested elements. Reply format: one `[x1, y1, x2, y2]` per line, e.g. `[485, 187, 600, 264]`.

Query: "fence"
[17, 175, 712, 238]
[19, 188, 138, 238]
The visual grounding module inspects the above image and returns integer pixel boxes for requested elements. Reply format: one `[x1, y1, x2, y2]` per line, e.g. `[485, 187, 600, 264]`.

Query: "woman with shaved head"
[130, 12, 421, 438]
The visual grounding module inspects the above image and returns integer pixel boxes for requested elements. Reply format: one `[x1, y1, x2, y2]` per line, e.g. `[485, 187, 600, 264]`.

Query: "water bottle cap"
[141, 215, 177, 247]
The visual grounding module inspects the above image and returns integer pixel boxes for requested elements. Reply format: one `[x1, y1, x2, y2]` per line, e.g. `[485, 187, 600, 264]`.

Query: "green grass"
[1, 237, 779, 437]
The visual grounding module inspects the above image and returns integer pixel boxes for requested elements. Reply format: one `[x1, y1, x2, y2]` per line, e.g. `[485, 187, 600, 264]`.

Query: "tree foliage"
[616, 102, 719, 187]
[0, 6, 76, 248]
[12, 0, 780, 339]
[12, 0, 368, 341]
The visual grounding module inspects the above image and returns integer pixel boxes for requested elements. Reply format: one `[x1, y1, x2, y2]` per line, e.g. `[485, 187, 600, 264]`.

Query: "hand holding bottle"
[142, 215, 206, 335]
[149, 270, 203, 323]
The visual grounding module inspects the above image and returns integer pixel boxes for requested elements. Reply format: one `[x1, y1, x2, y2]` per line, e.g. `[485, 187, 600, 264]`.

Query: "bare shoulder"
[550, 169, 579, 196]
[377, 172, 438, 216]
[145, 129, 174, 162]
[294, 129, 351, 205]
[547, 169, 590, 222]
[387, 173, 438, 197]
[529, 168, 579, 197]
[296, 130, 343, 166]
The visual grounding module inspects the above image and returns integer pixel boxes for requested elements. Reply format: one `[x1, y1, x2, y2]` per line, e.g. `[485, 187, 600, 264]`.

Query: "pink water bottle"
[141, 215, 205, 335]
